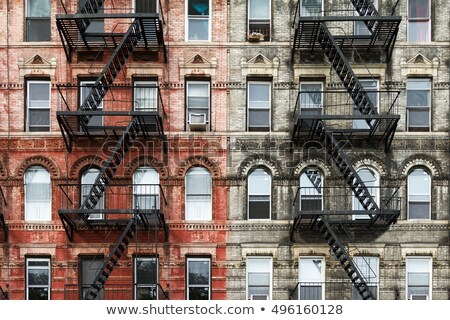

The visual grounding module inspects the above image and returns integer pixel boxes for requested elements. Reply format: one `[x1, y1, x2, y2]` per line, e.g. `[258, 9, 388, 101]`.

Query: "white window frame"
[407, 0, 431, 42]
[299, 168, 323, 211]
[133, 0, 159, 13]
[406, 78, 431, 132]
[26, 80, 51, 132]
[133, 81, 158, 112]
[186, 81, 210, 131]
[300, 0, 323, 17]
[24, 166, 51, 221]
[247, 81, 271, 131]
[26, 0, 51, 42]
[352, 256, 379, 300]
[298, 257, 324, 300]
[134, 256, 158, 300]
[352, 167, 379, 220]
[133, 167, 160, 211]
[406, 257, 432, 300]
[248, 0, 271, 41]
[407, 168, 431, 220]
[186, 257, 211, 300]
[185, 167, 212, 221]
[246, 257, 272, 300]
[81, 168, 104, 220]
[26, 258, 51, 300]
[80, 80, 104, 127]
[299, 82, 323, 116]
[353, 79, 379, 129]
[186, 0, 211, 41]
[354, 0, 378, 36]
[248, 168, 271, 220]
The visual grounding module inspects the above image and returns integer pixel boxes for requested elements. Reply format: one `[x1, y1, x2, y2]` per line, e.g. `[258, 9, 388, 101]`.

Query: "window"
[79, 0, 104, 41]
[135, 256, 158, 300]
[298, 258, 324, 300]
[299, 169, 323, 211]
[186, 0, 210, 41]
[185, 167, 212, 220]
[353, 79, 378, 129]
[248, 168, 271, 220]
[80, 81, 104, 127]
[407, 79, 431, 132]
[247, 81, 271, 131]
[80, 257, 104, 300]
[81, 168, 104, 219]
[354, 0, 378, 35]
[406, 257, 432, 300]
[407, 0, 430, 42]
[133, 167, 160, 210]
[186, 258, 210, 300]
[407, 168, 431, 220]
[26, 0, 51, 41]
[247, 257, 272, 300]
[248, 0, 271, 41]
[352, 257, 379, 300]
[26, 258, 51, 300]
[300, 0, 323, 17]
[352, 167, 379, 220]
[299, 82, 323, 116]
[26, 81, 51, 132]
[25, 166, 51, 221]
[186, 81, 210, 131]
[134, 81, 158, 112]
[134, 0, 158, 13]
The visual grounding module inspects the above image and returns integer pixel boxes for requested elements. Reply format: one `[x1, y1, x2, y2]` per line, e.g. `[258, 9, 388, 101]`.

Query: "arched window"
[300, 168, 323, 211]
[24, 166, 51, 221]
[185, 167, 212, 220]
[81, 168, 104, 220]
[133, 167, 160, 210]
[353, 167, 379, 220]
[248, 168, 271, 220]
[407, 167, 431, 220]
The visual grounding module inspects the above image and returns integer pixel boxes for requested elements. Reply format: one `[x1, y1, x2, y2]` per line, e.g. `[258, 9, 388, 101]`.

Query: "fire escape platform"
[0, 186, 8, 242]
[56, 13, 166, 61]
[292, 16, 401, 59]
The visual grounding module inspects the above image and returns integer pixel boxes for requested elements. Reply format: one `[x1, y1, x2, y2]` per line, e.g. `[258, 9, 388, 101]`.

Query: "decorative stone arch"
[353, 156, 387, 177]
[124, 155, 168, 179]
[16, 155, 60, 179]
[69, 155, 106, 179]
[293, 159, 331, 179]
[177, 156, 221, 178]
[238, 155, 281, 179]
[399, 155, 440, 178]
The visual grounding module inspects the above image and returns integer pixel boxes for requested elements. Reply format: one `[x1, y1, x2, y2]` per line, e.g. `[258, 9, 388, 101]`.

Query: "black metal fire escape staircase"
[77, 0, 105, 35]
[0, 186, 8, 242]
[291, 1, 401, 300]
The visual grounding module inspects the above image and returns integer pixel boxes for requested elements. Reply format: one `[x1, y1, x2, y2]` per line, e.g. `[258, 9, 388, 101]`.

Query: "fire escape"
[290, 1, 402, 300]
[0, 185, 8, 243]
[55, 0, 168, 300]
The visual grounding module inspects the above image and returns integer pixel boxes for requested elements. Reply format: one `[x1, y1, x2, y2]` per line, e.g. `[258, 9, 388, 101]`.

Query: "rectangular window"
[186, 0, 210, 41]
[186, 81, 210, 131]
[26, 81, 51, 132]
[25, 166, 51, 221]
[354, 0, 378, 35]
[247, 257, 272, 300]
[300, 0, 323, 17]
[80, 256, 104, 300]
[186, 258, 210, 300]
[352, 257, 379, 300]
[407, 79, 431, 132]
[298, 257, 324, 300]
[248, 0, 271, 41]
[248, 81, 271, 131]
[80, 81, 104, 128]
[299, 82, 323, 116]
[134, 0, 158, 13]
[408, 0, 430, 42]
[26, 258, 50, 300]
[406, 257, 432, 300]
[135, 256, 158, 300]
[134, 81, 158, 112]
[26, 0, 51, 41]
[353, 79, 378, 129]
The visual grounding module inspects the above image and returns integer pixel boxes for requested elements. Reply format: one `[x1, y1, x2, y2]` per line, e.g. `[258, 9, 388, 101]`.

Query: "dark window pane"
[301, 198, 322, 211]
[136, 286, 157, 300]
[28, 269, 49, 285]
[29, 110, 50, 126]
[408, 0, 429, 18]
[188, 261, 209, 285]
[248, 110, 269, 127]
[188, 0, 209, 16]
[27, 19, 51, 41]
[300, 286, 322, 300]
[28, 287, 49, 300]
[249, 200, 270, 219]
[136, 260, 157, 284]
[408, 202, 430, 219]
[188, 287, 209, 300]
[28, 0, 50, 17]
[408, 109, 429, 127]
[135, 0, 158, 13]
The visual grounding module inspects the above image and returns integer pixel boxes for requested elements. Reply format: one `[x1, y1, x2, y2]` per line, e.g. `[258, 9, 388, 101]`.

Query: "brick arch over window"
[16, 155, 60, 179]
[124, 156, 168, 179]
[399, 155, 440, 178]
[293, 158, 331, 178]
[353, 156, 387, 176]
[69, 155, 106, 179]
[177, 156, 221, 178]
[238, 155, 281, 179]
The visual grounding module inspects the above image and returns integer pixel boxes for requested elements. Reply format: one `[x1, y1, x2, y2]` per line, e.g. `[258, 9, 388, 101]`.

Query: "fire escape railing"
[0, 185, 8, 242]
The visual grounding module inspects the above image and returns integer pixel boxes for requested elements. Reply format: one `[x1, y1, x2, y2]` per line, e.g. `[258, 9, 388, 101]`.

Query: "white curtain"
[25, 166, 51, 221]
[186, 167, 212, 220]
[133, 167, 160, 210]
[135, 83, 157, 112]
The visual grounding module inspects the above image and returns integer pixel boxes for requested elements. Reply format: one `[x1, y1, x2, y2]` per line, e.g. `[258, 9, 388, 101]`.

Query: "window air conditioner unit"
[250, 294, 268, 300]
[410, 294, 428, 300]
[188, 113, 207, 131]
